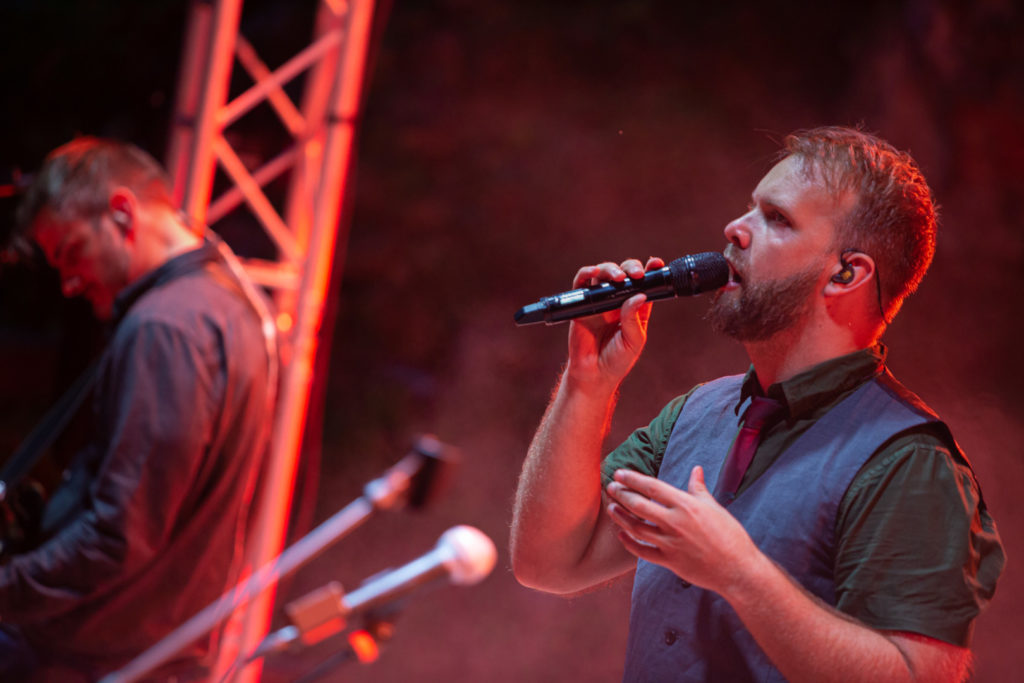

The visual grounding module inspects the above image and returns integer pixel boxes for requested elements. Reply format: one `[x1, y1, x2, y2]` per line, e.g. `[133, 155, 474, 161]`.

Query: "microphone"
[344, 525, 496, 612]
[514, 252, 730, 325]
[253, 526, 497, 657]
[363, 434, 459, 511]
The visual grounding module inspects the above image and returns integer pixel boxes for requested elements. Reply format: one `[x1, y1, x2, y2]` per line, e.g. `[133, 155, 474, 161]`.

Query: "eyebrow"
[753, 194, 796, 224]
[752, 192, 787, 212]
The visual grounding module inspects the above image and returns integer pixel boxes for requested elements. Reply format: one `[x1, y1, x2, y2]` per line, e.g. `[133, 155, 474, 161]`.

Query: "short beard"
[707, 267, 819, 342]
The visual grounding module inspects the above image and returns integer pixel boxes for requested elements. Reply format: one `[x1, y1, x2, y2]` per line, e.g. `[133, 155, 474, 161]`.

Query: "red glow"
[300, 617, 345, 646]
[347, 629, 380, 663]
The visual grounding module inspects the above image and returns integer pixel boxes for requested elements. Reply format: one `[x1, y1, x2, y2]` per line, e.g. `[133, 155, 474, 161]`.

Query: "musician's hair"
[6, 137, 174, 256]
[782, 126, 937, 322]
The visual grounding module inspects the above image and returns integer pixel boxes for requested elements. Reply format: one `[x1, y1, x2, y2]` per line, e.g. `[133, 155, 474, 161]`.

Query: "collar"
[111, 240, 220, 324]
[737, 343, 888, 419]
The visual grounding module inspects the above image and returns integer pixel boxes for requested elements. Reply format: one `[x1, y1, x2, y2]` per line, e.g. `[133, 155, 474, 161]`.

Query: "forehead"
[30, 209, 91, 259]
[754, 155, 852, 219]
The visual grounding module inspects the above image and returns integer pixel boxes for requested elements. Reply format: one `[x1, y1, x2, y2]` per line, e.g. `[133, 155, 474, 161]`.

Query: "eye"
[62, 240, 84, 268]
[764, 208, 791, 227]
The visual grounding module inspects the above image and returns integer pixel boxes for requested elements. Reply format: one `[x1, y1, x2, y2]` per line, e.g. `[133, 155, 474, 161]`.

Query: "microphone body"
[253, 526, 496, 658]
[514, 252, 730, 325]
[343, 525, 495, 613]
[341, 541, 452, 615]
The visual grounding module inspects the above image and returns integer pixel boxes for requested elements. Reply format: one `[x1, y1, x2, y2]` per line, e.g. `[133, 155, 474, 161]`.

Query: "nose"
[62, 274, 84, 298]
[723, 213, 751, 250]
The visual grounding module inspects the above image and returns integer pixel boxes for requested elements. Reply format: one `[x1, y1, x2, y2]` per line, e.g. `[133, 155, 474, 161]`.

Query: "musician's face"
[709, 155, 849, 340]
[31, 209, 131, 320]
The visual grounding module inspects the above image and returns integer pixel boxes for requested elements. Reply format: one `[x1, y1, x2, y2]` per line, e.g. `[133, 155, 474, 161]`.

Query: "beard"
[707, 265, 820, 342]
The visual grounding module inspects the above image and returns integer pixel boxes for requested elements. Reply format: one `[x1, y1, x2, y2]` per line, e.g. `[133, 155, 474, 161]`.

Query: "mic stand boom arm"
[99, 436, 455, 683]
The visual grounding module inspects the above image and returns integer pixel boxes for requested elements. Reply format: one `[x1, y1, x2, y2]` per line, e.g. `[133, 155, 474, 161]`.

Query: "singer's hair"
[9, 137, 174, 254]
[782, 126, 937, 322]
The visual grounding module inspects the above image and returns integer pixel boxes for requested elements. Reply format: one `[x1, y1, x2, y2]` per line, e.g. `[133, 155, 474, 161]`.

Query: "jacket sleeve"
[0, 317, 221, 623]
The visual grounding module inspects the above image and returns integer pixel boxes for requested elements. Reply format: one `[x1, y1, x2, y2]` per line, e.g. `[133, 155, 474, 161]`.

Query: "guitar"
[0, 357, 99, 561]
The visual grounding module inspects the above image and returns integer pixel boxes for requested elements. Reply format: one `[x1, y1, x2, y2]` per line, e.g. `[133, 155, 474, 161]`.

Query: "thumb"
[688, 465, 708, 496]
[619, 294, 651, 352]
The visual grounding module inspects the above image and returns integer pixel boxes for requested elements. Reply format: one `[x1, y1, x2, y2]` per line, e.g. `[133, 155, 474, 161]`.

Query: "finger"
[572, 262, 628, 288]
[644, 256, 666, 271]
[688, 466, 708, 496]
[606, 481, 669, 525]
[606, 501, 663, 541]
[604, 494, 645, 525]
[617, 294, 651, 351]
[619, 258, 646, 280]
[572, 265, 600, 288]
[592, 261, 628, 284]
[615, 528, 664, 563]
[613, 469, 686, 508]
[635, 295, 654, 328]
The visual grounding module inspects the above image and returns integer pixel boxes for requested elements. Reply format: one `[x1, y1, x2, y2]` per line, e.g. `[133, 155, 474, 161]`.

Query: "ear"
[107, 187, 138, 239]
[824, 251, 876, 298]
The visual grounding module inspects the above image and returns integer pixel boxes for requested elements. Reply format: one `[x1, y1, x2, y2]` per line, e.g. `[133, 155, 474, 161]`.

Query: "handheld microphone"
[514, 252, 729, 325]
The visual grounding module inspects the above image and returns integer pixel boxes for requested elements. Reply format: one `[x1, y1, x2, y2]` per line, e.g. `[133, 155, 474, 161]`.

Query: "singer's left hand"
[605, 466, 761, 595]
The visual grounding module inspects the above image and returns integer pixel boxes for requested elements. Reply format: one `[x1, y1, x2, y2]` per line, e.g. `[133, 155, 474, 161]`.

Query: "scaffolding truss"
[164, 0, 378, 677]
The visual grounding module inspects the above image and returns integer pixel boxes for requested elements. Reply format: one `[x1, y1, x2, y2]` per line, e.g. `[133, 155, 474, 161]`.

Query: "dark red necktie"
[715, 396, 783, 504]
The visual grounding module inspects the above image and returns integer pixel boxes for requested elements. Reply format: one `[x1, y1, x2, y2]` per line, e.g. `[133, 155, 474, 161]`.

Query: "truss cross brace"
[164, 0, 378, 678]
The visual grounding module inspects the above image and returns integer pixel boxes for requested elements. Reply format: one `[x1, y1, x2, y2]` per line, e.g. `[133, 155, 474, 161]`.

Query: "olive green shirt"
[602, 345, 1005, 646]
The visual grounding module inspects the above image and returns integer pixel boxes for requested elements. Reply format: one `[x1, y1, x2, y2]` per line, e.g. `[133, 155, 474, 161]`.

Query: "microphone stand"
[100, 436, 456, 683]
[292, 624, 392, 683]
[276, 600, 404, 683]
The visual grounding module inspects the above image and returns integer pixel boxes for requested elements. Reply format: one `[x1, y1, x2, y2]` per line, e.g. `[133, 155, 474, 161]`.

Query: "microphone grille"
[437, 525, 497, 586]
[668, 252, 729, 295]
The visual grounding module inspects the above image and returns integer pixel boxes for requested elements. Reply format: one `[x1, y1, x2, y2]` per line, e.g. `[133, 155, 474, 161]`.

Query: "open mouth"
[727, 262, 743, 285]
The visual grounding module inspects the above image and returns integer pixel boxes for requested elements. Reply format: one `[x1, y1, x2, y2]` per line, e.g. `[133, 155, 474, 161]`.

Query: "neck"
[129, 210, 202, 282]
[743, 310, 873, 390]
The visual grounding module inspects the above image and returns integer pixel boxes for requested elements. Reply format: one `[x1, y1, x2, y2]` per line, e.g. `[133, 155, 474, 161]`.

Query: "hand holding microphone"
[513, 252, 729, 326]
[515, 252, 729, 391]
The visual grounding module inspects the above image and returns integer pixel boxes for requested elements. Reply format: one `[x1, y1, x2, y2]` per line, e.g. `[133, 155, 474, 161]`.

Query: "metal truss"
[164, 0, 378, 677]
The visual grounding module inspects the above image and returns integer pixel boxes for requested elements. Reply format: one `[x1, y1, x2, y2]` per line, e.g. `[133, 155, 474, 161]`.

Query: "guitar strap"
[0, 355, 101, 502]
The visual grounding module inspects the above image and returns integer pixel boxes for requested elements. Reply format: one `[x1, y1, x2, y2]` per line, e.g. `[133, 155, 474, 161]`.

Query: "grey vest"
[622, 371, 942, 682]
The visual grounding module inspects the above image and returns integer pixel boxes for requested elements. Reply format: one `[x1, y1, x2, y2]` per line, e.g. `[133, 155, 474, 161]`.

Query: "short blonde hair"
[783, 126, 937, 321]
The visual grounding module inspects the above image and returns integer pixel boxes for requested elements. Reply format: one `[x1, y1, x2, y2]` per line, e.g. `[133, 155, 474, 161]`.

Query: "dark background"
[1, 1, 1021, 681]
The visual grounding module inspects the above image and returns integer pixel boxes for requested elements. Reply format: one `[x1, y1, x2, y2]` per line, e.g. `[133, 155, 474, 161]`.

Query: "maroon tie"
[715, 396, 783, 504]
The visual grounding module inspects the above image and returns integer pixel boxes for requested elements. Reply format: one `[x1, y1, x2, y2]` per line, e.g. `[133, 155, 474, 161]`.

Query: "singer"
[511, 127, 1004, 682]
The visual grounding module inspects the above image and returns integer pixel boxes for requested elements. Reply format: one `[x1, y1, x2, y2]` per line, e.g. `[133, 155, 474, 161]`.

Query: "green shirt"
[602, 345, 1005, 646]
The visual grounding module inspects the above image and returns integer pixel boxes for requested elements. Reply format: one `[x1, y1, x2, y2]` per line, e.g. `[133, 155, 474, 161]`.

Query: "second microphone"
[514, 252, 729, 326]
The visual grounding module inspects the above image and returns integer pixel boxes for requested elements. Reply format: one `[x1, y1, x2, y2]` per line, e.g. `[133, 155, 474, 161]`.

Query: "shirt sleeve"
[600, 389, 696, 487]
[0, 317, 222, 623]
[833, 428, 1006, 646]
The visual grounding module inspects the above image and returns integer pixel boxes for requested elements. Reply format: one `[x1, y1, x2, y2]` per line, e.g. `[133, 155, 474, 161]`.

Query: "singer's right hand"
[565, 257, 664, 392]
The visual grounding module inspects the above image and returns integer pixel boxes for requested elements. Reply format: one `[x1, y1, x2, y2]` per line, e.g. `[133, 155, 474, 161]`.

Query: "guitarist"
[0, 138, 276, 680]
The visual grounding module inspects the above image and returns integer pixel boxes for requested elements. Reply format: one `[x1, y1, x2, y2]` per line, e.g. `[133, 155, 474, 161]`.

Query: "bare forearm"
[725, 553, 968, 682]
[513, 262, 657, 593]
[511, 372, 630, 593]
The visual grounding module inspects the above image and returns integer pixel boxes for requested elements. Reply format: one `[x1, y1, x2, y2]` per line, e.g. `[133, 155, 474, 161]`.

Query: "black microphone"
[252, 526, 497, 658]
[514, 252, 730, 325]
